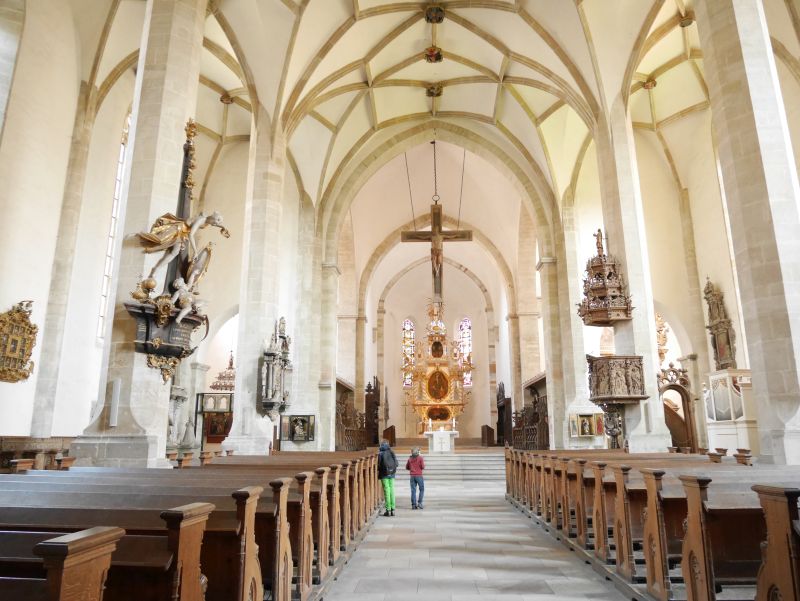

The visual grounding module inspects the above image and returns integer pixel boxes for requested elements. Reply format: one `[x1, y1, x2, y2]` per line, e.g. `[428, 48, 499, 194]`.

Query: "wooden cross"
[401, 203, 472, 301]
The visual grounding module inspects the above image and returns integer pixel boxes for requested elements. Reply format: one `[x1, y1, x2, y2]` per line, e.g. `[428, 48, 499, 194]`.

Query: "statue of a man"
[594, 229, 604, 256]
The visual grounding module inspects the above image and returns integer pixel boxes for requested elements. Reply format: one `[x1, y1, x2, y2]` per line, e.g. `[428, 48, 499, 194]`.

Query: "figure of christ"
[400, 204, 472, 300]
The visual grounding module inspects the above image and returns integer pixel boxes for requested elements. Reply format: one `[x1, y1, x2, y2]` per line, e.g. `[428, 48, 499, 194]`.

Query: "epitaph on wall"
[703, 278, 737, 371]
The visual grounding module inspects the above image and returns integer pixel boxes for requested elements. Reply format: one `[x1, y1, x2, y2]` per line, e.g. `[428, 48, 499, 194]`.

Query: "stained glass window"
[402, 319, 415, 387]
[459, 317, 472, 387]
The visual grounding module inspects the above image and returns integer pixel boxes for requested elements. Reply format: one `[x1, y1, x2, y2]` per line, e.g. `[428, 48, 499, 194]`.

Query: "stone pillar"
[354, 314, 367, 410]
[506, 313, 523, 408]
[595, 101, 671, 452]
[486, 308, 499, 426]
[318, 263, 340, 450]
[223, 111, 284, 455]
[376, 304, 387, 431]
[71, 0, 207, 467]
[517, 207, 541, 386]
[557, 202, 595, 448]
[0, 0, 24, 143]
[677, 188, 712, 447]
[696, 0, 800, 463]
[31, 83, 97, 437]
[538, 257, 565, 448]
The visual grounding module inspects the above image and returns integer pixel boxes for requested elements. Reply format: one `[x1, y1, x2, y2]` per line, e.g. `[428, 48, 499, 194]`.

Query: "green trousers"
[380, 477, 396, 510]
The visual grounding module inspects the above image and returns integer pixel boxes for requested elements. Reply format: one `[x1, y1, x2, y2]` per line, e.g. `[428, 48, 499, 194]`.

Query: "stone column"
[538, 257, 565, 448]
[696, 0, 800, 463]
[557, 202, 595, 447]
[677, 188, 711, 447]
[71, 0, 207, 467]
[595, 100, 671, 452]
[31, 82, 97, 437]
[486, 308, 499, 426]
[506, 313, 523, 408]
[517, 208, 541, 386]
[376, 304, 387, 431]
[318, 262, 340, 450]
[223, 112, 284, 455]
[354, 314, 367, 410]
[0, 0, 24, 143]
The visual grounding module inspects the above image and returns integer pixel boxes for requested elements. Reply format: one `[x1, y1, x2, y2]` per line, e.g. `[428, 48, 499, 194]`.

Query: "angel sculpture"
[170, 276, 205, 323]
[135, 211, 230, 280]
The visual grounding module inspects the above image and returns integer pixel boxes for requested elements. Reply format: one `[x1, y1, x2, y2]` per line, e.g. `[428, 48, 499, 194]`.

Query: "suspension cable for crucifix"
[403, 151, 417, 231]
[457, 147, 466, 231]
[431, 139, 440, 205]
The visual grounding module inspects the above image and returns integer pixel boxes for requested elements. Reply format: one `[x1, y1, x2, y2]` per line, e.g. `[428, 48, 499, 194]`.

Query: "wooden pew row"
[505, 449, 800, 601]
[31, 467, 325, 597]
[211, 451, 379, 535]
[72, 455, 368, 579]
[0, 484, 275, 601]
[0, 526, 124, 601]
[641, 468, 800, 601]
[18, 450, 377, 601]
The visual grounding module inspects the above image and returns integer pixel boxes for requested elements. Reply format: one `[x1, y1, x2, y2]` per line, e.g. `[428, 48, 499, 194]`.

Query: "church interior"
[2, 1, 800, 600]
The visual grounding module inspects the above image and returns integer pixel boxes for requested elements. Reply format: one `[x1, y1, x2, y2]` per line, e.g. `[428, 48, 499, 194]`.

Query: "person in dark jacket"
[378, 440, 398, 516]
[406, 447, 425, 509]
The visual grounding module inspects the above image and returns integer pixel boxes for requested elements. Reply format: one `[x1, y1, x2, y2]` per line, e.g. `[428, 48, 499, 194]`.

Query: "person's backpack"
[382, 451, 398, 476]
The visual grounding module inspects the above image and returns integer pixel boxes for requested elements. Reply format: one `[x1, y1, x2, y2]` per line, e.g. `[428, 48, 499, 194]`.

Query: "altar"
[424, 428, 459, 453]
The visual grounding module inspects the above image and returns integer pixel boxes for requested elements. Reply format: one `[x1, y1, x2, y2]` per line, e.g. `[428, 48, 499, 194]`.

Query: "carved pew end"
[707, 452, 723, 463]
[10, 458, 35, 473]
[175, 452, 194, 469]
[55, 456, 76, 470]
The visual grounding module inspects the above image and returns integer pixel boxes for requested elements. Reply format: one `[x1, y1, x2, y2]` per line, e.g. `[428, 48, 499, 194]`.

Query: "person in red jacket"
[405, 447, 425, 509]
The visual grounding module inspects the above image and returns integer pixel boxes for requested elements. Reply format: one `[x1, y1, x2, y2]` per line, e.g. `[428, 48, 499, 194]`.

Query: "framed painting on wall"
[280, 415, 316, 442]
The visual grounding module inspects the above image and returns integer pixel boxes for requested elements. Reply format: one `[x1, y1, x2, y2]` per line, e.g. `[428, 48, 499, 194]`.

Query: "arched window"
[459, 317, 472, 387]
[402, 319, 415, 387]
[97, 113, 131, 340]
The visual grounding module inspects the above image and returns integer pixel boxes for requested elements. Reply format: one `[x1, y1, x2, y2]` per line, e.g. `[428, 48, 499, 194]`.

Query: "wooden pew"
[0, 486, 270, 601]
[0, 526, 124, 601]
[0, 503, 211, 601]
[751, 484, 800, 601]
[64, 462, 339, 590]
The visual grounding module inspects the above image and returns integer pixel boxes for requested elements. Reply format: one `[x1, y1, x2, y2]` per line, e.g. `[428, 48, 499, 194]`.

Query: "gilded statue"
[135, 211, 230, 280]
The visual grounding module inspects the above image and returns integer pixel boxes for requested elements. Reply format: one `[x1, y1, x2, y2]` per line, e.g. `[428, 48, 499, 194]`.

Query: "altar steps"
[394, 452, 506, 482]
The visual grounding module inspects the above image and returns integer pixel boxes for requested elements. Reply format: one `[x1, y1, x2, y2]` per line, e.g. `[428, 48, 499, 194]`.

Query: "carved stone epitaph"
[703, 278, 737, 370]
[125, 120, 228, 382]
[577, 230, 633, 326]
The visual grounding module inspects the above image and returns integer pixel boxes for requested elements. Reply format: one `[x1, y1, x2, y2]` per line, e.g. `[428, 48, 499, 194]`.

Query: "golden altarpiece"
[403, 302, 473, 435]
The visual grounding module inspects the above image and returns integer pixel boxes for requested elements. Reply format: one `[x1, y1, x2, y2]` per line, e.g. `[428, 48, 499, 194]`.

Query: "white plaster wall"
[573, 143, 606, 358]
[634, 130, 697, 359]
[383, 264, 490, 438]
[195, 141, 249, 326]
[203, 314, 238, 389]
[679, 112, 746, 372]
[0, 1, 79, 434]
[51, 72, 135, 435]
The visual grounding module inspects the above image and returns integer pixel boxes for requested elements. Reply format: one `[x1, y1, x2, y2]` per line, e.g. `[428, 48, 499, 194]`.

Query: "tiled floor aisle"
[324, 479, 629, 601]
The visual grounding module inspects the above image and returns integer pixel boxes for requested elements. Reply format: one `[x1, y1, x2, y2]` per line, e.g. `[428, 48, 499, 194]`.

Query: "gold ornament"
[0, 301, 38, 383]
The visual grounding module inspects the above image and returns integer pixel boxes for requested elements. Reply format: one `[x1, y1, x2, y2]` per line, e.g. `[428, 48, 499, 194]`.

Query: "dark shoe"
[390, 510, 395, 516]
[412, 505, 418, 510]
[382, 510, 390, 517]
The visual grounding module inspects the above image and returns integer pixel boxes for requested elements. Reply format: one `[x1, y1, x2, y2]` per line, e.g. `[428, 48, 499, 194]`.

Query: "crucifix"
[401, 203, 472, 301]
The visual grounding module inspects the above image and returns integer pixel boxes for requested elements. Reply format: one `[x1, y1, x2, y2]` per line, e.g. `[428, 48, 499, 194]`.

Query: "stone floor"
[323, 479, 629, 601]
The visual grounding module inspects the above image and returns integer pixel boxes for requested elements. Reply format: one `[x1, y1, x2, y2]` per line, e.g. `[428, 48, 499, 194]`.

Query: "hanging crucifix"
[401, 203, 472, 301]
